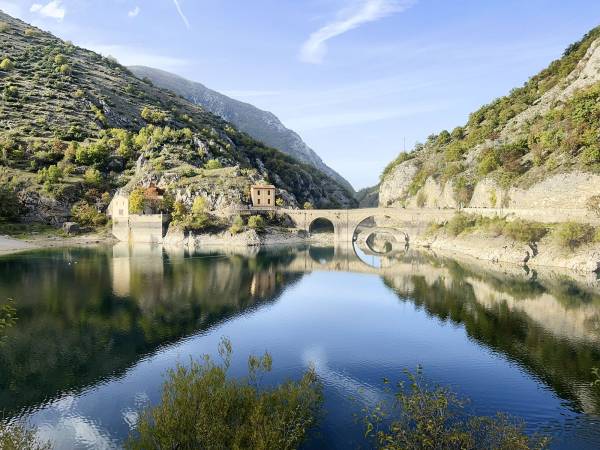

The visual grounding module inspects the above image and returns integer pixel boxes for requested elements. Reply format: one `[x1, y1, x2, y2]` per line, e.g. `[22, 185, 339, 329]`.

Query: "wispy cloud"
[128, 6, 140, 18]
[30, 0, 65, 20]
[172, 0, 190, 29]
[300, 0, 415, 64]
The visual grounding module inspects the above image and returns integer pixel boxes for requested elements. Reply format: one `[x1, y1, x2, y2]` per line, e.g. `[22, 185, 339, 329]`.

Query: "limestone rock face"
[470, 172, 600, 210]
[378, 161, 419, 206]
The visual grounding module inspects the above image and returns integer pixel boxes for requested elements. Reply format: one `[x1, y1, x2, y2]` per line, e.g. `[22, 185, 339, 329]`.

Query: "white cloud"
[172, 0, 190, 29]
[128, 6, 140, 18]
[30, 0, 65, 20]
[300, 0, 415, 64]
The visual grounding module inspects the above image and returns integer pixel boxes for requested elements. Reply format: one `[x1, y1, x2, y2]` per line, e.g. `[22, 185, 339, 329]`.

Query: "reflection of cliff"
[379, 258, 600, 415]
[269, 245, 600, 414]
[0, 245, 303, 416]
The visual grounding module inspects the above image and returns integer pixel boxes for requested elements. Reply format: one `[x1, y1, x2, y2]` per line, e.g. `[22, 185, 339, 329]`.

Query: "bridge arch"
[309, 217, 335, 235]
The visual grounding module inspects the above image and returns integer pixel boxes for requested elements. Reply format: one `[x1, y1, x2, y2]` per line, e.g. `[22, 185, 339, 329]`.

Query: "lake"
[1, 242, 599, 449]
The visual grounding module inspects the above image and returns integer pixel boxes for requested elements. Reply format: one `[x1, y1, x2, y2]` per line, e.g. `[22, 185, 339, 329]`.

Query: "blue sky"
[2, 0, 600, 188]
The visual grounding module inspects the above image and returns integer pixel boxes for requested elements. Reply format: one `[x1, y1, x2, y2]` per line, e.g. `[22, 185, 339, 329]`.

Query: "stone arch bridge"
[240, 207, 458, 243]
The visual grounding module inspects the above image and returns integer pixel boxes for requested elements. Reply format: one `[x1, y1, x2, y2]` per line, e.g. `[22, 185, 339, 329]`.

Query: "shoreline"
[3, 225, 599, 277]
[0, 233, 117, 256]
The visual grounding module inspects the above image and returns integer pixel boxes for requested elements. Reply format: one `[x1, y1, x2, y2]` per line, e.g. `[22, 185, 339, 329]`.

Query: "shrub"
[204, 159, 222, 170]
[171, 200, 188, 222]
[447, 213, 476, 236]
[37, 164, 63, 185]
[453, 175, 474, 207]
[276, 197, 284, 207]
[503, 219, 548, 243]
[58, 63, 71, 75]
[364, 368, 550, 450]
[416, 191, 426, 208]
[188, 212, 214, 231]
[191, 196, 208, 215]
[247, 215, 265, 230]
[76, 140, 110, 166]
[126, 338, 323, 450]
[553, 222, 595, 250]
[71, 201, 107, 226]
[229, 215, 244, 234]
[0, 21, 8, 32]
[586, 195, 600, 217]
[0, 421, 50, 450]
[303, 201, 314, 210]
[83, 167, 102, 186]
[0, 57, 14, 71]
[128, 188, 146, 214]
[141, 106, 169, 124]
[3, 84, 18, 100]
[0, 184, 20, 221]
[54, 53, 67, 65]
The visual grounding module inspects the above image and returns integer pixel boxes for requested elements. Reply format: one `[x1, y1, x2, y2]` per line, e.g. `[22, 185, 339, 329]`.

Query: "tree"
[54, 53, 67, 65]
[192, 196, 208, 216]
[303, 201, 314, 210]
[171, 200, 188, 223]
[141, 106, 168, 124]
[83, 167, 102, 186]
[126, 338, 323, 450]
[71, 201, 107, 226]
[276, 198, 284, 207]
[129, 188, 146, 214]
[229, 215, 244, 234]
[247, 215, 264, 230]
[58, 64, 71, 75]
[0, 183, 20, 221]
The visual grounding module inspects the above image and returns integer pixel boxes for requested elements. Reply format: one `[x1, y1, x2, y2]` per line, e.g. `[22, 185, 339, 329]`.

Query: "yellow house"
[250, 184, 276, 208]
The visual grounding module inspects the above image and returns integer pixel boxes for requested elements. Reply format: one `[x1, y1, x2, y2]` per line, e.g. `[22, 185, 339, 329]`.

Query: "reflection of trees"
[0, 246, 303, 416]
[382, 258, 600, 414]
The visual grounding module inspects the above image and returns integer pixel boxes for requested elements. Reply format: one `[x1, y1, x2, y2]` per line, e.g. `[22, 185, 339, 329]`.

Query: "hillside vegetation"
[0, 12, 355, 226]
[129, 65, 355, 193]
[380, 26, 600, 211]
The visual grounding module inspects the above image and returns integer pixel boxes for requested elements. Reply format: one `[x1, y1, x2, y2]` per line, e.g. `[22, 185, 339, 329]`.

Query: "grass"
[0, 222, 66, 239]
[435, 214, 600, 251]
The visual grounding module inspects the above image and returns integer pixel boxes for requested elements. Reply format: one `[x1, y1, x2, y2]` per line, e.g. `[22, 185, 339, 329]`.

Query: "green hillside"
[380, 25, 600, 207]
[0, 12, 355, 226]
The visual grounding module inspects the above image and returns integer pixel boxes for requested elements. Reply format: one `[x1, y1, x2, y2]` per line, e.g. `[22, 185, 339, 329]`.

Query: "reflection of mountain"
[379, 257, 600, 415]
[0, 245, 303, 416]
[268, 245, 600, 414]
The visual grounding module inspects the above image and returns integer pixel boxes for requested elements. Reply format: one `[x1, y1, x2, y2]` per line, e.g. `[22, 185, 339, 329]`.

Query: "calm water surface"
[1, 243, 600, 449]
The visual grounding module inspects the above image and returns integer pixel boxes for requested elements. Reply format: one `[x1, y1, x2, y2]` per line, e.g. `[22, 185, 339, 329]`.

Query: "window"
[119, 209, 123, 215]
[267, 198, 271, 205]
[257, 199, 261, 205]
[257, 190, 261, 196]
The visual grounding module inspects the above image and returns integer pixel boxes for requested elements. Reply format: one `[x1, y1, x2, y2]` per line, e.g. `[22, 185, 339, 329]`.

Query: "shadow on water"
[0, 242, 600, 447]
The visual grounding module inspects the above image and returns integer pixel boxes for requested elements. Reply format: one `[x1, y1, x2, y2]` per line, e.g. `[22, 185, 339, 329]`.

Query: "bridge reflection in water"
[0, 241, 600, 448]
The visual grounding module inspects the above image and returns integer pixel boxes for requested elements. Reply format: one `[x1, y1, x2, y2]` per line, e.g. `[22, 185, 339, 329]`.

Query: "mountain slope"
[0, 12, 356, 225]
[129, 65, 354, 193]
[379, 25, 600, 212]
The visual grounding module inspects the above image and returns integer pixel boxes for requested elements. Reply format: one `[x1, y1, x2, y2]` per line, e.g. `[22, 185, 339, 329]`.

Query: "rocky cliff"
[379, 26, 600, 214]
[129, 66, 354, 193]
